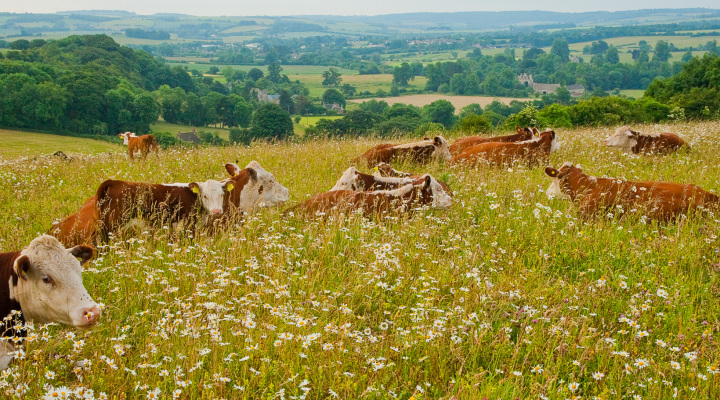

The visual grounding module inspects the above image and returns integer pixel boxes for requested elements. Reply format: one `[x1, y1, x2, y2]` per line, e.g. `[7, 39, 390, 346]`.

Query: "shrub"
[150, 131, 182, 148]
[229, 128, 253, 145]
[453, 115, 492, 134]
[538, 104, 573, 128]
[414, 122, 446, 138]
[198, 131, 227, 146]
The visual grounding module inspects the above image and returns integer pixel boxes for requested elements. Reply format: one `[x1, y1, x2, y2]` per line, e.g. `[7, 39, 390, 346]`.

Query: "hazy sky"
[4, 1, 718, 17]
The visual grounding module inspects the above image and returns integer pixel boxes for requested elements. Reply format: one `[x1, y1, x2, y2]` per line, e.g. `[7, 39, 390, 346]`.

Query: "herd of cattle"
[0, 124, 710, 370]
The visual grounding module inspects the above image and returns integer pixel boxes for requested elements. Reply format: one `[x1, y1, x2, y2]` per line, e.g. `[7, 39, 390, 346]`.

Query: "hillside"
[1, 122, 719, 398]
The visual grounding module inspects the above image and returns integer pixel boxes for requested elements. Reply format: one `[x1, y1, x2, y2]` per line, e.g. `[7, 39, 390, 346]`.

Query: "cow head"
[374, 162, 411, 178]
[515, 126, 536, 140]
[330, 167, 362, 191]
[10, 235, 100, 329]
[416, 174, 453, 210]
[544, 162, 583, 199]
[604, 126, 637, 152]
[226, 161, 290, 213]
[431, 136, 452, 162]
[539, 130, 560, 154]
[188, 180, 234, 219]
[118, 132, 130, 145]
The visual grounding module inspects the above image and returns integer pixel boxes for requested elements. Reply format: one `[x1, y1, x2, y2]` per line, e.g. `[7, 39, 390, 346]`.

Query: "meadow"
[1, 121, 720, 399]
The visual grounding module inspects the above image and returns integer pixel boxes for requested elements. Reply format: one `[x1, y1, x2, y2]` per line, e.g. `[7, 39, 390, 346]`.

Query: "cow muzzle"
[81, 305, 101, 328]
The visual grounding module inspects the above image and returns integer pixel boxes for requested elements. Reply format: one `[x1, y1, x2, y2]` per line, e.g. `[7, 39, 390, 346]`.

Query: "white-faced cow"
[374, 162, 411, 178]
[357, 136, 452, 166]
[450, 127, 537, 156]
[223, 161, 290, 214]
[544, 162, 718, 221]
[452, 129, 559, 168]
[603, 126, 689, 154]
[290, 174, 452, 218]
[95, 178, 233, 237]
[118, 132, 159, 160]
[0, 235, 100, 369]
[331, 166, 454, 196]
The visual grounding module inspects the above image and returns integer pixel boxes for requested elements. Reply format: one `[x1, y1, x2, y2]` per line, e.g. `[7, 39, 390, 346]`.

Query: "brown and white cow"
[451, 129, 559, 167]
[223, 161, 291, 214]
[50, 196, 98, 247]
[290, 174, 452, 218]
[119, 132, 159, 160]
[450, 127, 537, 156]
[0, 235, 100, 369]
[374, 162, 411, 178]
[544, 162, 718, 220]
[331, 166, 454, 197]
[95, 178, 233, 237]
[603, 126, 689, 154]
[357, 136, 452, 166]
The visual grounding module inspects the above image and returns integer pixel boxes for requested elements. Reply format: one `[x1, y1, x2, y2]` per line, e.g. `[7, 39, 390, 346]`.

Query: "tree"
[392, 62, 414, 86]
[459, 103, 483, 118]
[278, 89, 294, 115]
[208, 66, 220, 75]
[321, 67, 342, 87]
[359, 99, 389, 115]
[653, 41, 672, 62]
[551, 39, 570, 63]
[250, 103, 294, 141]
[423, 100, 456, 129]
[248, 68, 264, 81]
[267, 63, 283, 83]
[455, 114, 491, 134]
[555, 85, 572, 105]
[322, 89, 345, 108]
[341, 83, 356, 96]
[605, 46, 620, 64]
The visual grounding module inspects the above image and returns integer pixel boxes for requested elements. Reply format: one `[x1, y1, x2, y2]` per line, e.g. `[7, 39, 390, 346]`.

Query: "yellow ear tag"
[550, 170, 557, 176]
[191, 186, 199, 194]
[226, 183, 234, 192]
[372, 167, 379, 173]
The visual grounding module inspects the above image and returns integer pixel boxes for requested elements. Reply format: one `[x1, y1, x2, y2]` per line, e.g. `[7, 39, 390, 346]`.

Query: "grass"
[2, 121, 720, 398]
[618, 89, 646, 99]
[0, 129, 121, 159]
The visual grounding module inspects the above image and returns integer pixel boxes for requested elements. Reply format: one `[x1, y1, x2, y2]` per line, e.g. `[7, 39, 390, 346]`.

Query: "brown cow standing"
[450, 127, 537, 156]
[119, 132, 159, 160]
[603, 126, 689, 154]
[357, 136, 451, 166]
[288, 175, 452, 218]
[50, 196, 98, 247]
[544, 162, 718, 221]
[451, 129, 559, 167]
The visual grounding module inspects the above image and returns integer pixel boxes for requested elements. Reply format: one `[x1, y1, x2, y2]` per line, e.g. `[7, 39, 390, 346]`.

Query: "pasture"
[349, 94, 529, 111]
[0, 129, 121, 158]
[1, 121, 720, 398]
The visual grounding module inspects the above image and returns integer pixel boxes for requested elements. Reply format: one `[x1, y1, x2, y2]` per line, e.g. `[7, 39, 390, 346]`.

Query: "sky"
[3, 0, 718, 17]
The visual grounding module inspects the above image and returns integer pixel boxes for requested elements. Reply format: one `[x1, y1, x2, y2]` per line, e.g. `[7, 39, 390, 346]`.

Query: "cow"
[544, 162, 719, 221]
[50, 196, 98, 247]
[357, 136, 452, 166]
[118, 132, 159, 160]
[223, 161, 291, 215]
[95, 178, 233, 238]
[374, 162, 411, 178]
[289, 174, 452, 218]
[451, 129, 559, 167]
[450, 127, 537, 155]
[331, 166, 454, 196]
[0, 235, 100, 370]
[603, 126, 689, 155]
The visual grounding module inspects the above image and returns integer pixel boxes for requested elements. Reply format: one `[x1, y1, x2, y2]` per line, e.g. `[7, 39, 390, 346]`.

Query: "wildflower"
[512, 371, 522, 376]
[671, 361, 680, 370]
[572, 360, 581, 367]
[568, 382, 579, 392]
[634, 359, 649, 369]
[531, 364, 543, 374]
[656, 339, 667, 347]
[45, 371, 55, 380]
[592, 371, 605, 380]
[707, 365, 719, 375]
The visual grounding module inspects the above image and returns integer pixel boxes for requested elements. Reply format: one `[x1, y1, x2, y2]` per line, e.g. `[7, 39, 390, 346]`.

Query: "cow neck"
[356, 172, 377, 189]
[562, 169, 595, 201]
[228, 170, 251, 205]
[632, 135, 653, 153]
[0, 251, 26, 338]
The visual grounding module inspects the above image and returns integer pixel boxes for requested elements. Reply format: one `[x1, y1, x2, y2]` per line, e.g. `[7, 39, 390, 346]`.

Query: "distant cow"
[0, 235, 100, 369]
[96, 178, 233, 237]
[452, 129, 559, 167]
[50, 196, 98, 247]
[544, 162, 718, 220]
[450, 127, 537, 156]
[119, 132, 159, 160]
[223, 161, 291, 214]
[604, 126, 689, 154]
[357, 136, 451, 166]
[289, 174, 452, 218]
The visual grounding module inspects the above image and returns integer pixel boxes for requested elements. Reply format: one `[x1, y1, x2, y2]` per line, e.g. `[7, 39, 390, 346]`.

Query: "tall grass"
[0, 122, 719, 399]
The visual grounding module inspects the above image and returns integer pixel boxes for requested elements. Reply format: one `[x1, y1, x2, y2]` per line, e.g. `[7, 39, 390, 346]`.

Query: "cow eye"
[42, 276, 54, 285]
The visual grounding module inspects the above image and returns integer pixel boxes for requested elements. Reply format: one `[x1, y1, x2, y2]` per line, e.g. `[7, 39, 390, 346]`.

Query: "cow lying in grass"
[603, 126, 689, 155]
[331, 166, 453, 196]
[452, 129, 559, 168]
[545, 162, 718, 221]
[119, 132, 159, 160]
[357, 136, 451, 166]
[289, 175, 452, 218]
[222, 161, 290, 215]
[0, 235, 100, 370]
[450, 126, 536, 156]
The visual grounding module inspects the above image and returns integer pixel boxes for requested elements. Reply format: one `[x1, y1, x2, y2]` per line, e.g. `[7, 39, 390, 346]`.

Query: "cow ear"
[423, 137, 430, 141]
[515, 126, 523, 134]
[545, 167, 559, 177]
[532, 127, 540, 136]
[225, 163, 241, 177]
[224, 182, 235, 192]
[433, 136, 442, 146]
[629, 130, 638, 137]
[247, 167, 258, 182]
[69, 245, 95, 266]
[13, 255, 31, 280]
[424, 175, 432, 188]
[189, 182, 200, 194]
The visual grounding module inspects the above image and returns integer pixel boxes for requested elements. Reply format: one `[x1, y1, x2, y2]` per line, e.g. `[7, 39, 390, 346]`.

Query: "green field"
[2, 121, 720, 398]
[151, 121, 231, 140]
[0, 129, 121, 158]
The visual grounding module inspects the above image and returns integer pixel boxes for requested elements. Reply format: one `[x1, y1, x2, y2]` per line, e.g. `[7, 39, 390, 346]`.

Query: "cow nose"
[84, 305, 101, 325]
[211, 208, 222, 215]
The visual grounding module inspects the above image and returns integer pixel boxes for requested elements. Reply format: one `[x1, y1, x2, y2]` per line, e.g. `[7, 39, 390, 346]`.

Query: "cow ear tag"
[191, 186, 199, 194]
[226, 183, 234, 192]
[372, 167, 379, 173]
[550, 170, 557, 176]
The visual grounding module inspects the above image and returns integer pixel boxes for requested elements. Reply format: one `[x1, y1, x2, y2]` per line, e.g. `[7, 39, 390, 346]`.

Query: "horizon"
[3, 2, 719, 18]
